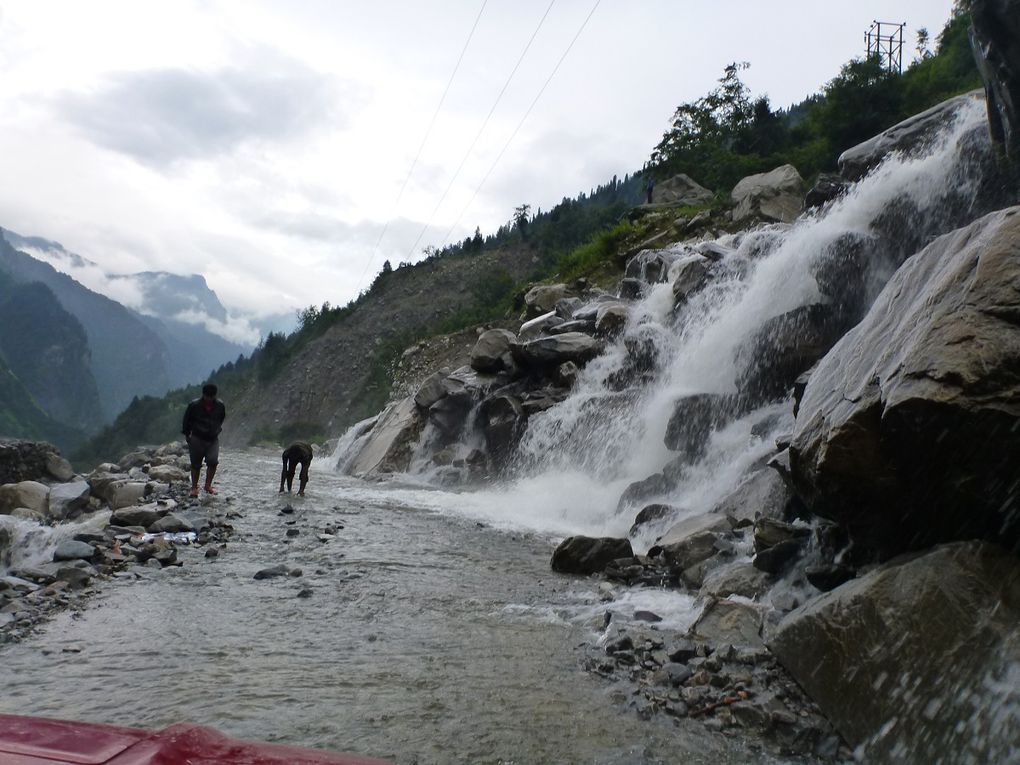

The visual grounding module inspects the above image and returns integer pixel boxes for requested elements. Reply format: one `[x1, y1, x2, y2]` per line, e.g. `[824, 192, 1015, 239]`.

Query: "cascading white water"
[0, 511, 110, 575]
[490, 97, 989, 542]
[330, 97, 989, 547]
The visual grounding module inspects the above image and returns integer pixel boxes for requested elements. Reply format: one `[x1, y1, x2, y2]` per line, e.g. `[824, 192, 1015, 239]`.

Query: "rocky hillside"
[223, 240, 543, 446]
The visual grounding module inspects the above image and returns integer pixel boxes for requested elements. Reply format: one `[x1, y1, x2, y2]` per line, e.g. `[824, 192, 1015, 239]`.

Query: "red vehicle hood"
[0, 715, 392, 765]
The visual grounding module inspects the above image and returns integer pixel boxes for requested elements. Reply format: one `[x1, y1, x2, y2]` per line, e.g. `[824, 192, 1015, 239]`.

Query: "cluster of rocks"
[0, 440, 237, 644]
[584, 626, 849, 761]
[548, 91, 1020, 761]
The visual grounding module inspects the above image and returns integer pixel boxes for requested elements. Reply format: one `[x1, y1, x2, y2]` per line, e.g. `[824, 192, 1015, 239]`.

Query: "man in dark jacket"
[280, 441, 313, 496]
[182, 383, 226, 498]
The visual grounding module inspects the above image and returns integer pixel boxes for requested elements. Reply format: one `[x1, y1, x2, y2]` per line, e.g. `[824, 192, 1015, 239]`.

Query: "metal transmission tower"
[866, 21, 906, 73]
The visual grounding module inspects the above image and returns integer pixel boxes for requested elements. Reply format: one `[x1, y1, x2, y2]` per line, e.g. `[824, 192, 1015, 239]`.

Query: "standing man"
[280, 441, 313, 496]
[182, 383, 226, 498]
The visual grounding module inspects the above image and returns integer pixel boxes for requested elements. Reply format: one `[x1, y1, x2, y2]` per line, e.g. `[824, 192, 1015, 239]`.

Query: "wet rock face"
[970, 0, 1020, 156]
[664, 394, 733, 458]
[550, 536, 633, 575]
[769, 541, 1020, 763]
[735, 304, 847, 407]
[511, 333, 600, 368]
[790, 207, 1020, 556]
[838, 92, 984, 180]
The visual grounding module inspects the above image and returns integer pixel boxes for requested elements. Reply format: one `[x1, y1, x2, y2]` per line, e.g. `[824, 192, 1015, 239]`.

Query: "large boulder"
[651, 174, 713, 206]
[769, 541, 1020, 763]
[0, 481, 49, 516]
[470, 329, 517, 373]
[551, 536, 633, 575]
[110, 505, 161, 528]
[971, 0, 1020, 157]
[511, 333, 599, 368]
[103, 481, 149, 510]
[838, 91, 983, 180]
[670, 254, 712, 307]
[663, 394, 733, 458]
[344, 396, 423, 477]
[790, 207, 1020, 555]
[146, 464, 188, 483]
[518, 311, 564, 341]
[524, 284, 568, 318]
[479, 395, 526, 470]
[735, 304, 846, 406]
[624, 249, 675, 284]
[413, 371, 449, 409]
[711, 468, 792, 527]
[47, 480, 90, 520]
[730, 165, 804, 224]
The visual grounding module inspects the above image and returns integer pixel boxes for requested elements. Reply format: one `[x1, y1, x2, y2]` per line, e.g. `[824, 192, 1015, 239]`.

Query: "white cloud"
[0, 0, 960, 320]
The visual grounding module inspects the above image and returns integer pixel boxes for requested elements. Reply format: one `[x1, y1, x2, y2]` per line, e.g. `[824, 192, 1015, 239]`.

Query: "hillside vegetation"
[75, 4, 980, 465]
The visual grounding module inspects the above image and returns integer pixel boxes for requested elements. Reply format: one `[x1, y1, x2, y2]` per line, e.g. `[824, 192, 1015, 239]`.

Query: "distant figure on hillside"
[645, 175, 655, 204]
[181, 383, 226, 498]
[280, 441, 313, 496]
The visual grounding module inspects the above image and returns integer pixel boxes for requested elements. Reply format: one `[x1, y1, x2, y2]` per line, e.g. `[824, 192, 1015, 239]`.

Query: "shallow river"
[1, 450, 787, 764]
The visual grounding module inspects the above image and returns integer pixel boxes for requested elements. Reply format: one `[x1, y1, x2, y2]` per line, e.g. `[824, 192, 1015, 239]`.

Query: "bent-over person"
[280, 441, 313, 496]
[182, 383, 226, 498]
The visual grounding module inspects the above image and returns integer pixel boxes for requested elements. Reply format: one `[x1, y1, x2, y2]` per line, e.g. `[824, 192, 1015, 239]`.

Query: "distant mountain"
[0, 229, 252, 419]
[0, 352, 84, 451]
[0, 270, 102, 432]
[0, 231, 173, 419]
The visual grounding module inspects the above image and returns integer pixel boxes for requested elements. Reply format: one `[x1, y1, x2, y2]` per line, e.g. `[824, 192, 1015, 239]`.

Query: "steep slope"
[223, 242, 539, 446]
[0, 231, 172, 419]
[0, 275, 102, 431]
[0, 352, 84, 450]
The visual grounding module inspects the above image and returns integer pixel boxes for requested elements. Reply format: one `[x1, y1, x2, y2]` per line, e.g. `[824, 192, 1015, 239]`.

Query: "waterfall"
[329, 97, 990, 546]
[489, 97, 989, 543]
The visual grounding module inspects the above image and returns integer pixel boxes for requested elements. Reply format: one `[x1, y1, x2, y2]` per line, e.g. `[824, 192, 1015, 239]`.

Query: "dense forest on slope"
[75, 4, 980, 465]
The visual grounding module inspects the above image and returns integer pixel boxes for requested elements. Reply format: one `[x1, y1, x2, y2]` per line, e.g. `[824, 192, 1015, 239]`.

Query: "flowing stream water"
[1, 450, 784, 765]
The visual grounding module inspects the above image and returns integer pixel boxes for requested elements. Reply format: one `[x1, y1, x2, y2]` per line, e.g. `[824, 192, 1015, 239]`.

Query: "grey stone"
[512, 333, 600, 368]
[44, 454, 75, 482]
[769, 541, 1020, 762]
[711, 469, 791, 527]
[524, 284, 568, 318]
[110, 506, 161, 528]
[731, 164, 804, 223]
[518, 310, 564, 341]
[344, 396, 423, 477]
[651, 173, 714, 206]
[147, 513, 195, 534]
[551, 536, 633, 576]
[53, 540, 95, 562]
[594, 303, 629, 337]
[0, 481, 49, 516]
[47, 480, 90, 520]
[839, 91, 983, 180]
[146, 464, 188, 483]
[254, 564, 289, 580]
[670, 255, 712, 306]
[690, 598, 765, 649]
[470, 329, 517, 373]
[701, 562, 773, 600]
[789, 207, 1020, 555]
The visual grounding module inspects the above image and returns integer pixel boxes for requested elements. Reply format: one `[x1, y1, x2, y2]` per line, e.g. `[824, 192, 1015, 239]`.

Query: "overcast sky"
[0, 0, 959, 323]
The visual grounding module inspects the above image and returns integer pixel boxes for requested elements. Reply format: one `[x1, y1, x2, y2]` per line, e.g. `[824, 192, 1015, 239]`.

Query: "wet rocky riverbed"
[0, 449, 802, 764]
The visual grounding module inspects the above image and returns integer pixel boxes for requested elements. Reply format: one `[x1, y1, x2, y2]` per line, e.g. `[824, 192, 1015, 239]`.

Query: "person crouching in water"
[280, 441, 313, 496]
[182, 383, 226, 498]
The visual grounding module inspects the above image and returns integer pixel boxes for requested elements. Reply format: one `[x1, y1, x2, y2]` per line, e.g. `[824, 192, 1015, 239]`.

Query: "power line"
[404, 0, 557, 260]
[441, 0, 601, 249]
[352, 0, 488, 294]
